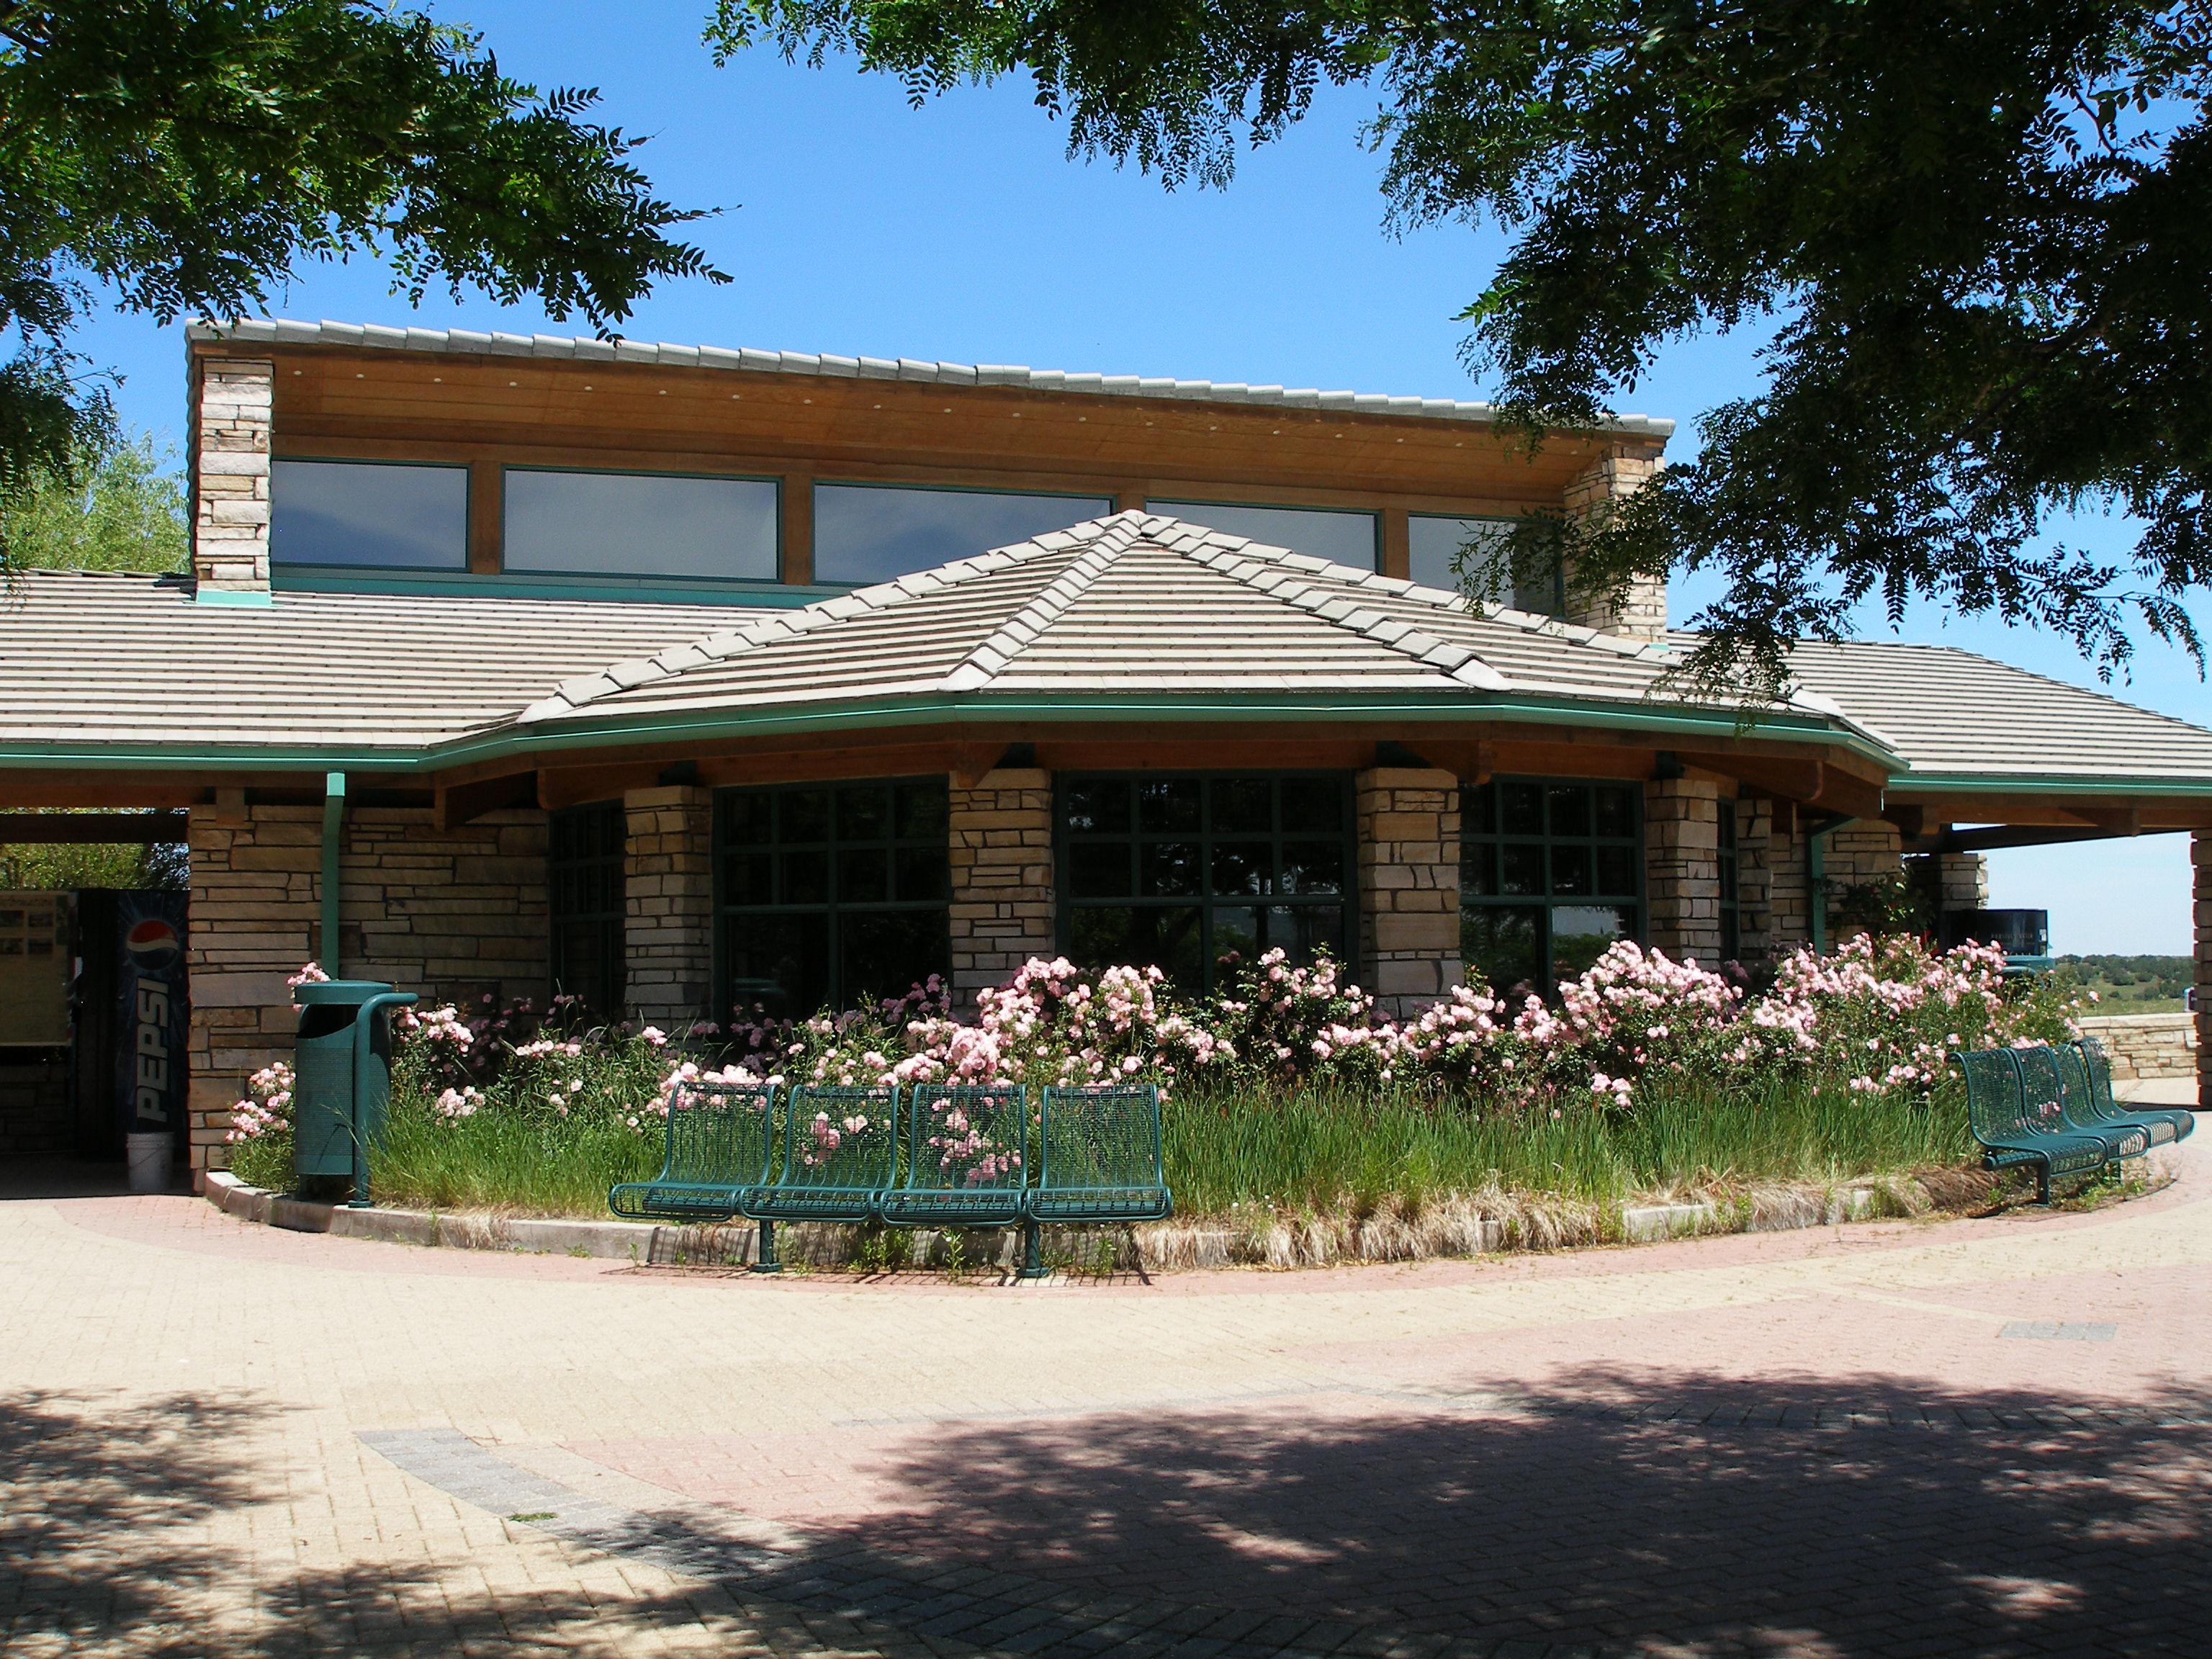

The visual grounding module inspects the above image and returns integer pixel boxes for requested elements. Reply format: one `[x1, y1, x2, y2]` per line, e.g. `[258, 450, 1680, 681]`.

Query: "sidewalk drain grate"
[2000, 1321, 2116, 1341]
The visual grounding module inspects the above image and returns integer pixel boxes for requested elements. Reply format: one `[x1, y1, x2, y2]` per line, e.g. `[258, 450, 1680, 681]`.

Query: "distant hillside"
[2050, 955, 2194, 1013]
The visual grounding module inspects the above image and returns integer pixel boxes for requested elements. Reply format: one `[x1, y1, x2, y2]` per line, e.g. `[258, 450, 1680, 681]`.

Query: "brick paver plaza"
[4, 1151, 2210, 1658]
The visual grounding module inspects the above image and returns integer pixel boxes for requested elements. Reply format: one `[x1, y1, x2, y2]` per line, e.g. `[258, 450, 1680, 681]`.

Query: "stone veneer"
[1938, 852, 1991, 912]
[184, 803, 549, 1178]
[192, 357, 273, 598]
[1733, 796, 1776, 961]
[1355, 768, 1460, 1018]
[1643, 776, 1726, 963]
[623, 786, 713, 1030]
[948, 769, 1056, 1003]
[2197, 830, 2211, 1107]
[1563, 446, 1667, 639]
[2075, 1012, 2200, 1082]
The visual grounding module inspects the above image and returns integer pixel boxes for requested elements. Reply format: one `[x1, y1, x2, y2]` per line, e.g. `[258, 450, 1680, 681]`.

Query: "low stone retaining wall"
[201, 1161, 2118, 1274]
[2078, 1012, 2198, 1080]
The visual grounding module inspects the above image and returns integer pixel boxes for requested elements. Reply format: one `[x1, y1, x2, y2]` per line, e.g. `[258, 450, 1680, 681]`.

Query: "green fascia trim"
[0, 690, 1892, 776]
[1892, 773, 2212, 799]
[192, 587, 275, 607]
[270, 567, 848, 608]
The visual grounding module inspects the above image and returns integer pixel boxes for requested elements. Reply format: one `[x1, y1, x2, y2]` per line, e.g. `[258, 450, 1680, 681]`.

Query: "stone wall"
[1732, 796, 1776, 963]
[192, 358, 272, 598]
[1763, 817, 1905, 953]
[948, 769, 1056, 1004]
[1644, 777, 1725, 962]
[1563, 447, 1667, 639]
[1354, 767, 1460, 1018]
[0, 1054, 71, 1157]
[623, 786, 713, 1030]
[184, 803, 549, 1178]
[2077, 1012, 2198, 1082]
[1937, 853, 1991, 912]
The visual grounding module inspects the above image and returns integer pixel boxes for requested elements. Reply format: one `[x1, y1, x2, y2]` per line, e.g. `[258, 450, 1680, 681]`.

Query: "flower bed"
[222, 935, 2080, 1226]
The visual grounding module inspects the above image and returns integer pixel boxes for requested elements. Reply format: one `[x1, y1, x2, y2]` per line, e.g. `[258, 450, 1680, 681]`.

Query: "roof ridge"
[940, 516, 1142, 691]
[189, 318, 1678, 439]
[512, 526, 1086, 725]
[1135, 521, 1518, 690]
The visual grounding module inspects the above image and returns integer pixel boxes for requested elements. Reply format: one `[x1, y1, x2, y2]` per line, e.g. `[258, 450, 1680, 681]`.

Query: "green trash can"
[292, 979, 418, 1208]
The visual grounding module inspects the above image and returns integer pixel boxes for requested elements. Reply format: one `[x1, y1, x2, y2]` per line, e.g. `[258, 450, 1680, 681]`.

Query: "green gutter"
[0, 690, 1899, 776]
[320, 771, 346, 974]
[1806, 814, 1856, 956]
[1888, 773, 2212, 799]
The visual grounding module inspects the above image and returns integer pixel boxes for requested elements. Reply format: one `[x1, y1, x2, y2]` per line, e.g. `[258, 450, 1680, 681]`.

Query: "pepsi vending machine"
[114, 892, 189, 1146]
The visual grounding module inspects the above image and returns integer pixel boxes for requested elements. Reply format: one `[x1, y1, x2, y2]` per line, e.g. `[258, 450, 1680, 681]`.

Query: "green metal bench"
[1017, 1083, 1173, 1278]
[2074, 1038, 2196, 1146]
[744, 1083, 899, 1272]
[2015, 1043, 2150, 1164]
[878, 1084, 1030, 1228]
[1951, 1046, 2113, 1202]
[607, 1082, 774, 1221]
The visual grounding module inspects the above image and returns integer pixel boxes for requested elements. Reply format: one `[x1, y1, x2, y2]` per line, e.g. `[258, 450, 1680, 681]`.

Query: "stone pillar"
[1734, 796, 1775, 963]
[192, 357, 273, 601]
[1938, 852, 1990, 912]
[948, 768, 1056, 1002]
[2195, 830, 2211, 1109]
[624, 786, 712, 1030]
[1355, 767, 1460, 1018]
[1563, 445, 1667, 639]
[1645, 777, 1725, 963]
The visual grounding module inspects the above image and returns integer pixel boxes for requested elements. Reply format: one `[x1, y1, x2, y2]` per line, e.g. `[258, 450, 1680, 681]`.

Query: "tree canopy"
[0, 1, 724, 560]
[0, 428, 186, 572]
[711, 0, 2212, 701]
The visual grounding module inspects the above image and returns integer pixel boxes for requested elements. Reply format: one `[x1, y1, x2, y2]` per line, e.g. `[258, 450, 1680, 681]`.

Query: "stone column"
[2195, 830, 2211, 1109]
[948, 768, 1057, 1002]
[192, 357, 273, 601]
[1645, 777, 1726, 964]
[1355, 767, 1461, 1019]
[1563, 445, 1667, 639]
[1938, 852, 1990, 912]
[624, 786, 713, 1030]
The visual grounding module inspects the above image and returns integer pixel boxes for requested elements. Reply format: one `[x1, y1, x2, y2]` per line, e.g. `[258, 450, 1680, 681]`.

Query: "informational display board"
[114, 891, 189, 1134]
[0, 891, 73, 1045]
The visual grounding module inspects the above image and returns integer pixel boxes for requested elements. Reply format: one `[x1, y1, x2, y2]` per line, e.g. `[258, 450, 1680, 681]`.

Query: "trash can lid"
[293, 979, 397, 1007]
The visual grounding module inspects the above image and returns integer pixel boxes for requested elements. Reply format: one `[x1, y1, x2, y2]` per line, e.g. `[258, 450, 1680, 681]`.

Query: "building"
[1, 318, 2207, 1179]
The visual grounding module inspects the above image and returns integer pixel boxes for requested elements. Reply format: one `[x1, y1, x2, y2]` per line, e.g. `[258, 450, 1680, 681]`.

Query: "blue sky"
[67, 0, 2209, 953]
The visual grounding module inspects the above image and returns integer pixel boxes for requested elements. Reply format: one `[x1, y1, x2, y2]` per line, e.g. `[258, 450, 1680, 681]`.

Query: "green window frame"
[1056, 772, 1355, 995]
[1719, 798, 1740, 962]
[1460, 778, 1644, 997]
[714, 777, 950, 1021]
[548, 801, 626, 1018]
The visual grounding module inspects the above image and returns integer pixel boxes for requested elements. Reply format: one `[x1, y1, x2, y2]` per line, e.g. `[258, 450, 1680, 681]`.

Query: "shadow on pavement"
[795, 1368, 2212, 1656]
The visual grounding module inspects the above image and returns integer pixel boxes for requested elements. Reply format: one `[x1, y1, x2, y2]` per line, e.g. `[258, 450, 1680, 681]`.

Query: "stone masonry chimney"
[192, 356, 274, 604]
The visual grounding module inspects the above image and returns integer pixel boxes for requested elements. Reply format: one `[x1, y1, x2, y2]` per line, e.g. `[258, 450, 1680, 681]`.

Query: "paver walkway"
[2, 1148, 2208, 1658]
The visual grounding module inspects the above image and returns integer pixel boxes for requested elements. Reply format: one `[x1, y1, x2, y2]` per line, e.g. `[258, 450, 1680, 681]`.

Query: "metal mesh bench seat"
[1952, 1047, 2112, 1202]
[1017, 1083, 1172, 1277]
[2016, 1044, 2149, 1162]
[878, 1084, 1030, 1228]
[2076, 1038, 2196, 1146]
[607, 1083, 775, 1221]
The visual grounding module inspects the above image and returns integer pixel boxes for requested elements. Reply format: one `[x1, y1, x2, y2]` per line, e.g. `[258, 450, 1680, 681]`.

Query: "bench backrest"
[778, 1084, 899, 1191]
[903, 1084, 1030, 1193]
[2008, 1044, 2071, 1134]
[1038, 1083, 1164, 1192]
[2048, 1041, 2099, 1129]
[663, 1081, 775, 1187]
[2075, 1036, 2120, 1117]
[1952, 1046, 2033, 1141]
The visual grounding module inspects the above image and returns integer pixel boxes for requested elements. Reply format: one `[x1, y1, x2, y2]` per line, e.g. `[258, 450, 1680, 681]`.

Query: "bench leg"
[748, 1218, 783, 1274]
[1016, 1218, 1047, 1280]
[2036, 1164, 2051, 1205]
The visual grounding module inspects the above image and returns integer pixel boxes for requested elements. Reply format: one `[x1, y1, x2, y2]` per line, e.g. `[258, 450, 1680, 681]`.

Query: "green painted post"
[749, 1218, 781, 1273]
[1018, 1218, 1046, 1279]
[320, 770, 346, 974]
[1807, 814, 1856, 956]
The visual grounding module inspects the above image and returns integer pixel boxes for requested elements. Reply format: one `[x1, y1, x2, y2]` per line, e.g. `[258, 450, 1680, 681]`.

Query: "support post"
[1018, 1218, 1046, 1280]
[1807, 814, 1856, 956]
[320, 771, 346, 974]
[748, 1218, 781, 1274]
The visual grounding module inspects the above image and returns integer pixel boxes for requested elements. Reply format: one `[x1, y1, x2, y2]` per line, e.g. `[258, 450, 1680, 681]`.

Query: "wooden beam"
[0, 811, 189, 844]
[435, 771, 536, 830]
[538, 764, 657, 810]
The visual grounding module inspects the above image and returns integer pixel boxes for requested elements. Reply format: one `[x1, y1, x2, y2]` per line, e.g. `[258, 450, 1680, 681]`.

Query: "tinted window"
[271, 459, 467, 568]
[1146, 500, 1378, 570]
[1408, 516, 1514, 593]
[505, 469, 777, 580]
[814, 484, 1112, 585]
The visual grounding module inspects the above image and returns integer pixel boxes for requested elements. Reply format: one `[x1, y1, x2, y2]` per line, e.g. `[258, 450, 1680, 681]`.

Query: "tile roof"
[2, 513, 2208, 797]
[189, 318, 1677, 438]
